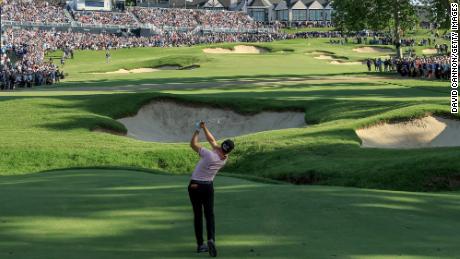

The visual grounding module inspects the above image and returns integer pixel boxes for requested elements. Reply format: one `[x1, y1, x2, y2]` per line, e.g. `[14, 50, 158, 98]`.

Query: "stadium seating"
[1, 0, 69, 23]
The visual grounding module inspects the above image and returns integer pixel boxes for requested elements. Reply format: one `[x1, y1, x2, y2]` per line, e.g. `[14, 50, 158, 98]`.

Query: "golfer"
[189, 121, 235, 257]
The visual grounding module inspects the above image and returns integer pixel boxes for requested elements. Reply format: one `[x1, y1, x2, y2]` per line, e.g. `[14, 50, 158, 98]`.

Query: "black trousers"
[188, 181, 215, 246]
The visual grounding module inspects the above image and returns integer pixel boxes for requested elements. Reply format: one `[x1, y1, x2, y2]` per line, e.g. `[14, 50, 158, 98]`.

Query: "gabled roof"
[218, 0, 242, 8]
[274, 0, 288, 10]
[248, 0, 272, 8]
[202, 0, 224, 8]
[290, 0, 307, 9]
[304, 0, 323, 9]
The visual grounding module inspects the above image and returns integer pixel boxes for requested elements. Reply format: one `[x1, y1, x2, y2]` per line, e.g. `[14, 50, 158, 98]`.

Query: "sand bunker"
[330, 60, 362, 65]
[314, 55, 335, 60]
[313, 55, 360, 65]
[203, 45, 268, 54]
[117, 101, 306, 143]
[309, 51, 334, 55]
[422, 48, 438, 54]
[356, 116, 460, 149]
[353, 47, 393, 53]
[93, 66, 181, 75]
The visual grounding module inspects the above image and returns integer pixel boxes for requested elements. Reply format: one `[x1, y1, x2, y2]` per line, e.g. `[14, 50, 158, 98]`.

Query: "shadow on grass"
[56, 72, 375, 88]
[0, 169, 459, 258]
[27, 74, 447, 133]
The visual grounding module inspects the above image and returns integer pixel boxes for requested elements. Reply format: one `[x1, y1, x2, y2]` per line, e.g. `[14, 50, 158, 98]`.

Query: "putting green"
[0, 169, 459, 259]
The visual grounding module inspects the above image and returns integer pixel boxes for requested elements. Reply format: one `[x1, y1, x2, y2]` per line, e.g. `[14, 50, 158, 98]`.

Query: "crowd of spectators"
[72, 10, 139, 26]
[3, 28, 292, 51]
[395, 56, 451, 80]
[1, 0, 69, 23]
[1, 29, 64, 90]
[433, 44, 449, 55]
[288, 21, 334, 28]
[1, 1, 263, 32]
[0, 55, 62, 90]
[131, 7, 199, 29]
[0, 27, 295, 90]
[366, 56, 451, 80]
[197, 10, 260, 30]
[130, 7, 262, 30]
[295, 31, 343, 38]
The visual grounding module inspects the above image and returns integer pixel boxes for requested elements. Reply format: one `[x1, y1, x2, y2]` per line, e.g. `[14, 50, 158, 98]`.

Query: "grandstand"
[1, 0, 334, 30]
[0, 0, 291, 90]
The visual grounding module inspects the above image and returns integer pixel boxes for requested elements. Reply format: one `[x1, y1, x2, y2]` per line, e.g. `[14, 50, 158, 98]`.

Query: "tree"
[332, 0, 371, 32]
[421, 0, 453, 30]
[332, 0, 418, 58]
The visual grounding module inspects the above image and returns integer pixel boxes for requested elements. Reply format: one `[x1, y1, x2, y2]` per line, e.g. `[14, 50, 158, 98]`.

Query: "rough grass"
[0, 169, 459, 258]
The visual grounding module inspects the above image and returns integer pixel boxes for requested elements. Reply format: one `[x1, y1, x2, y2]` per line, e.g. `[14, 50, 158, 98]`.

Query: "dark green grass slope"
[0, 74, 458, 191]
[0, 169, 459, 259]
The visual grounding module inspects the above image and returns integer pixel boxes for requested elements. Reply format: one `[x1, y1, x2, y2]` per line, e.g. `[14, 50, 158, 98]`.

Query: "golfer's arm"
[203, 126, 219, 149]
[190, 130, 202, 153]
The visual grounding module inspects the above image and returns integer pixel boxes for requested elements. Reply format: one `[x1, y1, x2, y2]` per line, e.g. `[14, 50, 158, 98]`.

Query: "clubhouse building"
[136, 0, 333, 25]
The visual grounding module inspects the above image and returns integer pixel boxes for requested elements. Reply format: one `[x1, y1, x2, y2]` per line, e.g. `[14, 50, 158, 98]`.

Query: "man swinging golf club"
[189, 121, 235, 257]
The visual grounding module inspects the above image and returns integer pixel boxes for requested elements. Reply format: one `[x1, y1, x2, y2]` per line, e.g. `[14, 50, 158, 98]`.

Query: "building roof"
[248, 0, 272, 8]
[274, 0, 287, 10]
[202, 0, 225, 8]
[290, 0, 307, 9]
[302, 0, 323, 9]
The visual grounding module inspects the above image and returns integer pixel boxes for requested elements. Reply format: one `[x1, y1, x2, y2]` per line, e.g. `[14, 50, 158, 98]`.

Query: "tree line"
[332, 0, 454, 57]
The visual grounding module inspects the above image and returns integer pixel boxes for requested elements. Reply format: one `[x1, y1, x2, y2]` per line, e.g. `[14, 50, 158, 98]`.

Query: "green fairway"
[0, 37, 457, 191]
[0, 169, 459, 259]
[53, 38, 448, 88]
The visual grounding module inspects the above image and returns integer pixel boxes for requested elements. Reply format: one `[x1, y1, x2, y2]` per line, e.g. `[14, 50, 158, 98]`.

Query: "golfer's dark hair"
[221, 139, 235, 154]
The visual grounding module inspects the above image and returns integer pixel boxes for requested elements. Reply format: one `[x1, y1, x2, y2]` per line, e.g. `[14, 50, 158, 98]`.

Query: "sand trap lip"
[117, 101, 306, 143]
[203, 45, 268, 54]
[353, 47, 393, 53]
[356, 116, 460, 149]
[422, 48, 438, 54]
[91, 66, 182, 74]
